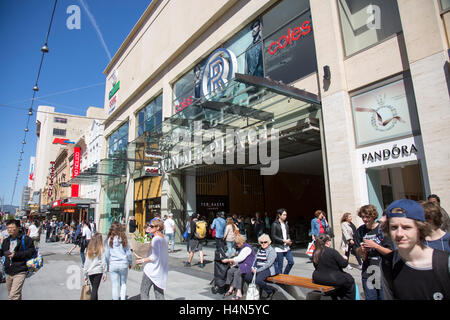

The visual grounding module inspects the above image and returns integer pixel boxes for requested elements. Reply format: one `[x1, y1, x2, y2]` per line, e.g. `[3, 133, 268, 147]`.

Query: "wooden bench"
[266, 274, 336, 300]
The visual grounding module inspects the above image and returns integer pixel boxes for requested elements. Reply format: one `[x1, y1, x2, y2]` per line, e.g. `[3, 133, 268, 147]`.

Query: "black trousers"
[89, 273, 102, 300]
[215, 238, 224, 250]
[312, 270, 356, 300]
[345, 243, 363, 266]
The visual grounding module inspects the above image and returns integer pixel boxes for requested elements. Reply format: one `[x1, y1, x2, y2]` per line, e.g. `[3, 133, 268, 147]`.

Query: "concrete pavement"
[0, 235, 364, 300]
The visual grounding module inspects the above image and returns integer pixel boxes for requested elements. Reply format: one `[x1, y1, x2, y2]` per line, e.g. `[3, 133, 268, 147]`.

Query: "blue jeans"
[362, 276, 384, 300]
[275, 250, 294, 275]
[226, 241, 236, 257]
[166, 233, 175, 251]
[109, 264, 129, 300]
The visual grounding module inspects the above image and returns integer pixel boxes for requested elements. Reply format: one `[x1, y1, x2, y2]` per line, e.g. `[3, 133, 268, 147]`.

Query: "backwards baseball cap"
[386, 199, 425, 222]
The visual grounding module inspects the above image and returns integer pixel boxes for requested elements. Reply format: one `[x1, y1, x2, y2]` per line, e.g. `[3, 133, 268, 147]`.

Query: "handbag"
[183, 229, 189, 240]
[246, 272, 260, 300]
[80, 282, 92, 300]
[21, 236, 44, 273]
[306, 241, 315, 257]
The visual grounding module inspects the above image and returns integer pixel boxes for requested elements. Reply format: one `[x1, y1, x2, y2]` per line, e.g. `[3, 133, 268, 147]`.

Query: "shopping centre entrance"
[134, 73, 330, 243]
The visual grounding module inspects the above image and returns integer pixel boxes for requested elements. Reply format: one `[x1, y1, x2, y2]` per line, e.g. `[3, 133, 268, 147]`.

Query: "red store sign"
[267, 20, 312, 55]
[71, 147, 81, 197]
[175, 96, 193, 114]
[48, 161, 56, 197]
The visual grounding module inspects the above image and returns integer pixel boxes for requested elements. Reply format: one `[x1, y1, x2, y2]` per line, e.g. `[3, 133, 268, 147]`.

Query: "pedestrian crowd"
[1, 192, 448, 300]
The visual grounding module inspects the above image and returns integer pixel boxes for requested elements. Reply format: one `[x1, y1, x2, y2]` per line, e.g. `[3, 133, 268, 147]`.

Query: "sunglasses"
[259, 241, 268, 244]
[150, 225, 157, 228]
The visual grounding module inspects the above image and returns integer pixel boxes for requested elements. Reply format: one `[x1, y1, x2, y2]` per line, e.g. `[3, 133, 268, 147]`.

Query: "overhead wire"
[10, 0, 58, 206]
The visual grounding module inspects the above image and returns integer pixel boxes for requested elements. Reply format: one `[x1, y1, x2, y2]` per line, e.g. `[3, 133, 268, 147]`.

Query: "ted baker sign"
[267, 20, 312, 55]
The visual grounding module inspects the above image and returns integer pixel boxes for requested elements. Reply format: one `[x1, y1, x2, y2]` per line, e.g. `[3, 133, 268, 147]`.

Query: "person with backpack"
[0, 219, 36, 300]
[381, 199, 450, 300]
[356, 204, 394, 300]
[210, 211, 226, 250]
[184, 213, 205, 268]
[67, 223, 82, 255]
[224, 217, 238, 258]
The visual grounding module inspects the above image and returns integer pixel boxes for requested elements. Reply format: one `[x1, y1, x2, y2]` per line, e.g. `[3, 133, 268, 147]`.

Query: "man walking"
[164, 213, 176, 253]
[0, 219, 36, 300]
[271, 209, 294, 275]
[184, 213, 205, 268]
[210, 211, 226, 250]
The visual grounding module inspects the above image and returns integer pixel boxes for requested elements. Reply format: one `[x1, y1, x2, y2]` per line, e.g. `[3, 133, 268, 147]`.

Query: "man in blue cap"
[381, 199, 450, 300]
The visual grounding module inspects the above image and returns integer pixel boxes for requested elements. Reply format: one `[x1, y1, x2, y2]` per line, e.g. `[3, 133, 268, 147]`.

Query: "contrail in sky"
[78, 0, 112, 61]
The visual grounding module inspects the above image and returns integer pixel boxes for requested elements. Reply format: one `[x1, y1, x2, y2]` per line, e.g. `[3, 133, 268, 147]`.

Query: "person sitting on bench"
[312, 234, 356, 300]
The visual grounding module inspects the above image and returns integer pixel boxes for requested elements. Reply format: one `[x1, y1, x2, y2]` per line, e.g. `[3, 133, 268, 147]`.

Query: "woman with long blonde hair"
[83, 232, 107, 300]
[105, 221, 132, 300]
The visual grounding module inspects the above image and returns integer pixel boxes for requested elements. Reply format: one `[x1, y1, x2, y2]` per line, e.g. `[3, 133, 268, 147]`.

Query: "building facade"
[99, 0, 450, 247]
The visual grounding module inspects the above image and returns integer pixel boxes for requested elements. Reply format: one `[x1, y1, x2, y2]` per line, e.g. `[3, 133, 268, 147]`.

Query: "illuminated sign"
[201, 48, 237, 97]
[53, 138, 75, 145]
[267, 20, 311, 55]
[71, 147, 81, 197]
[48, 161, 56, 197]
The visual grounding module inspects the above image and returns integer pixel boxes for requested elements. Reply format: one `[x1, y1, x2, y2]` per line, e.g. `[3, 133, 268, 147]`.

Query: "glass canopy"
[127, 73, 322, 176]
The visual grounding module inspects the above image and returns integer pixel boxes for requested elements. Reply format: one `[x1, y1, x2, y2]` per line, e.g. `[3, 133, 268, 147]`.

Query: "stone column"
[397, 0, 450, 206]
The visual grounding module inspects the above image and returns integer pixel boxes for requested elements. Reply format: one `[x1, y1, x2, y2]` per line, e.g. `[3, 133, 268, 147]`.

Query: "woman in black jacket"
[312, 234, 356, 300]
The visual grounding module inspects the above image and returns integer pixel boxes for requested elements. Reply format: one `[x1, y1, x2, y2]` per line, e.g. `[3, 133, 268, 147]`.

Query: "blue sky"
[0, 0, 151, 206]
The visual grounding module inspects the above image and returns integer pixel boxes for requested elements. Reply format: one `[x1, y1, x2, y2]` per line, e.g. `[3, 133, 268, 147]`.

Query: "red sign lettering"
[175, 96, 193, 114]
[71, 147, 81, 197]
[268, 20, 311, 55]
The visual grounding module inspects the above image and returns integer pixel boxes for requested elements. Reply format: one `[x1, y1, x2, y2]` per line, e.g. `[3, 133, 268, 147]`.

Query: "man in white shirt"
[27, 221, 40, 249]
[164, 213, 176, 253]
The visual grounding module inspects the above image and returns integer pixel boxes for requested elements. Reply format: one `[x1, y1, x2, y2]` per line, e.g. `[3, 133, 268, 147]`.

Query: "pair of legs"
[224, 266, 244, 299]
[275, 250, 294, 275]
[140, 273, 164, 300]
[186, 239, 204, 266]
[89, 273, 103, 300]
[225, 241, 236, 257]
[109, 264, 129, 300]
[215, 237, 224, 250]
[244, 269, 275, 297]
[166, 233, 175, 252]
[5, 272, 27, 300]
[345, 243, 363, 266]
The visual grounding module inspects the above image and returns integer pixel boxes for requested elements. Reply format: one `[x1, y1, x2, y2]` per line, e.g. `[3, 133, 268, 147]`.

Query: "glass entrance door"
[366, 161, 425, 218]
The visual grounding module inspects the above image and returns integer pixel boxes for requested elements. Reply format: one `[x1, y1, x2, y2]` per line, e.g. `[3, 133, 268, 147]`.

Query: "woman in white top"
[137, 219, 169, 300]
[340, 212, 362, 270]
[224, 217, 237, 257]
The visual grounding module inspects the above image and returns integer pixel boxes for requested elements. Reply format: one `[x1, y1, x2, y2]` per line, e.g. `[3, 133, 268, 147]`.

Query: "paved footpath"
[0, 235, 364, 300]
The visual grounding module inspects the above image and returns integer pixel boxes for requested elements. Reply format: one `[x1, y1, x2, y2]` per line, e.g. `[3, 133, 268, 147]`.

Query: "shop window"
[107, 121, 129, 159]
[137, 94, 162, 137]
[338, 0, 403, 57]
[441, 0, 450, 12]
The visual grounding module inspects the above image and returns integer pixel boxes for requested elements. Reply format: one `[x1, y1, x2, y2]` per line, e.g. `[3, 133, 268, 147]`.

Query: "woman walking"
[83, 233, 107, 300]
[105, 222, 133, 300]
[80, 220, 92, 267]
[312, 234, 356, 300]
[340, 212, 363, 269]
[137, 219, 169, 300]
[224, 217, 237, 257]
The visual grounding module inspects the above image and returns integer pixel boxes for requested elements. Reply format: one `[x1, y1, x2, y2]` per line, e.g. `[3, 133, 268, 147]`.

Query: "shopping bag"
[80, 283, 92, 300]
[246, 273, 260, 300]
[306, 241, 315, 257]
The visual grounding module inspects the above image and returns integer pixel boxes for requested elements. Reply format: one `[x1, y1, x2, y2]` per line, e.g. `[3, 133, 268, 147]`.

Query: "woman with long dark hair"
[105, 222, 132, 300]
[312, 234, 356, 300]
